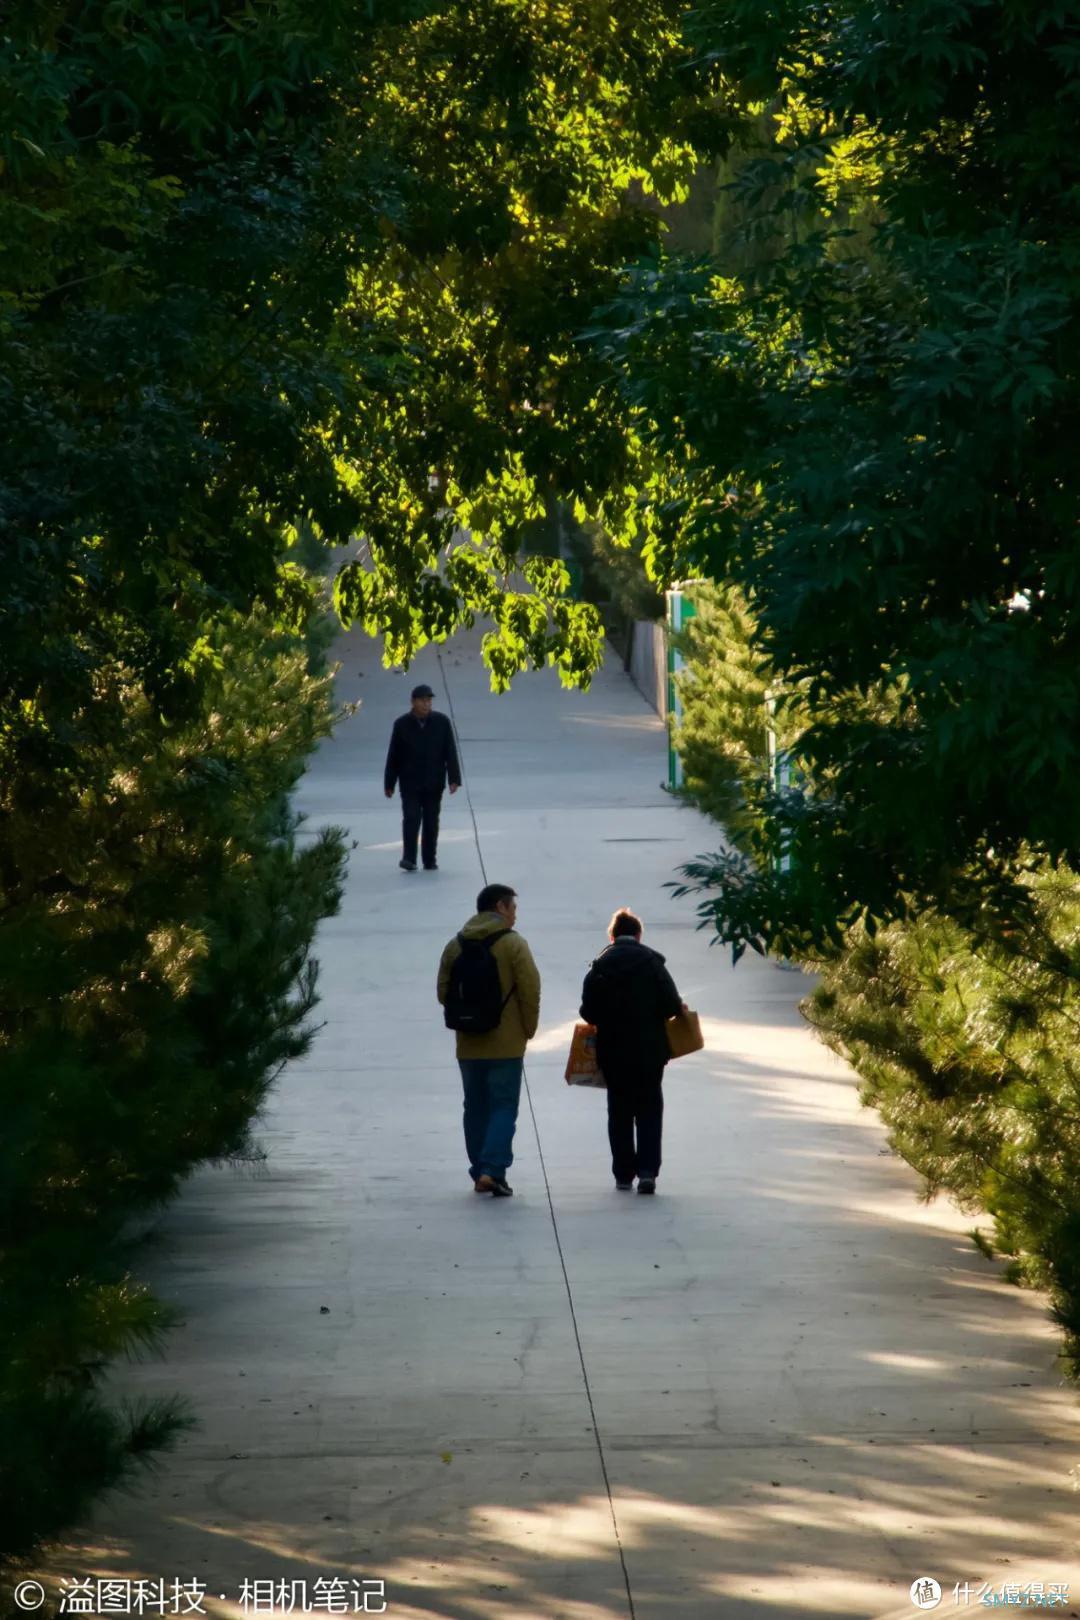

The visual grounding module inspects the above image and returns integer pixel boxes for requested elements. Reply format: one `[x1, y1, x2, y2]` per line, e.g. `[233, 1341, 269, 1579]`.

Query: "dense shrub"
[806, 875, 1080, 1376]
[0, 614, 345, 1561]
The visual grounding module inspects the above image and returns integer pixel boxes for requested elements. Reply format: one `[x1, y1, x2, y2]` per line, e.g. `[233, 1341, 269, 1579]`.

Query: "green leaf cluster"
[593, 0, 1080, 945]
[1, 0, 728, 1557]
[616, 1, 1080, 1370]
[322, 0, 727, 686]
[665, 473, 1080, 1374]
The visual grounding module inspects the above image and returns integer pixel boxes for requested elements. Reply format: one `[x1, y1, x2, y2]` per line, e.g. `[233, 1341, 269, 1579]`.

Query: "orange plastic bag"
[564, 1022, 606, 1087]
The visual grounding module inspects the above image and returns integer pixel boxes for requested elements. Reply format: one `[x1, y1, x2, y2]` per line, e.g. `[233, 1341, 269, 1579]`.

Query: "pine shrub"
[672, 581, 770, 837]
[806, 876, 1080, 1375]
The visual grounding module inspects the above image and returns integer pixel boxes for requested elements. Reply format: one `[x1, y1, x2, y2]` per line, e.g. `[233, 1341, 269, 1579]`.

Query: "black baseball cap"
[411, 683, 435, 699]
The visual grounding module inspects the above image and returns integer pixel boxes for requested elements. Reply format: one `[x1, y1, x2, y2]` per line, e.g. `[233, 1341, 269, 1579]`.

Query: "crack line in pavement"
[436, 650, 638, 1620]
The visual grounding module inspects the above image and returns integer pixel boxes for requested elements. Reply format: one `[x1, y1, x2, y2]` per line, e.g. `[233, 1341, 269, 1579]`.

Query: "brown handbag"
[666, 1009, 704, 1059]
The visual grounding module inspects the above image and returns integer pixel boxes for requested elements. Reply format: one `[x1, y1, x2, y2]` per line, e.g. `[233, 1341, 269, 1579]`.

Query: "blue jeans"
[459, 1058, 523, 1181]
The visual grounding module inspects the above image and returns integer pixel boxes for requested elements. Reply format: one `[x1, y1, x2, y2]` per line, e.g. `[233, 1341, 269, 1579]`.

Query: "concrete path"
[40, 626, 1079, 1619]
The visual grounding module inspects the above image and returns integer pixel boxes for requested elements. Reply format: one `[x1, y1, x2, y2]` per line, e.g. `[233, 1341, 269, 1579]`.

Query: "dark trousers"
[606, 1066, 664, 1182]
[401, 789, 442, 867]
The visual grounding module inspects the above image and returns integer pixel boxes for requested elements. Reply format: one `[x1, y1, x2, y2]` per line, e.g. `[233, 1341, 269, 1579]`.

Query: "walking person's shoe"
[475, 1174, 513, 1197]
[399, 858, 416, 871]
[615, 1180, 634, 1191]
[637, 1177, 656, 1195]
[423, 861, 438, 870]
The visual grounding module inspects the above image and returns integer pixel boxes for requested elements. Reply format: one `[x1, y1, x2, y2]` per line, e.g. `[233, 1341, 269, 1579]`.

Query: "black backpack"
[443, 930, 513, 1033]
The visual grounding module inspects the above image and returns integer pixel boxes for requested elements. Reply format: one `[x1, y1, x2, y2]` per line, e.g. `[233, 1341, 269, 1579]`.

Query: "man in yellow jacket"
[437, 883, 541, 1197]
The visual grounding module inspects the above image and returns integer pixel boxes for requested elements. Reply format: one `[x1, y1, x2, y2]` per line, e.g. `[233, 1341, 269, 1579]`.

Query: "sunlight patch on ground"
[701, 1568, 896, 1613]
[468, 1495, 618, 1557]
[864, 1352, 953, 1375]
[529, 1019, 580, 1056]
[361, 830, 481, 852]
[562, 713, 659, 732]
[167, 1519, 335, 1568]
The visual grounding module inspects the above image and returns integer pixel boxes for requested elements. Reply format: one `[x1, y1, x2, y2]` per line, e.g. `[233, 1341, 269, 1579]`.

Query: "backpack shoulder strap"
[478, 929, 515, 1006]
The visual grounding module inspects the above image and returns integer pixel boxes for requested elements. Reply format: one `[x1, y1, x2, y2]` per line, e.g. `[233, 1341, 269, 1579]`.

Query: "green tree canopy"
[592, 0, 1080, 954]
[2, 0, 725, 762]
[0, 0, 728, 1559]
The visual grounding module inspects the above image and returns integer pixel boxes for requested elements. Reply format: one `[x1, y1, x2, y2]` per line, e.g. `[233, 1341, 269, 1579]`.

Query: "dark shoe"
[475, 1174, 513, 1197]
[423, 862, 438, 870]
[399, 859, 416, 871]
[615, 1181, 633, 1191]
[476, 1173, 513, 1197]
[637, 1177, 656, 1195]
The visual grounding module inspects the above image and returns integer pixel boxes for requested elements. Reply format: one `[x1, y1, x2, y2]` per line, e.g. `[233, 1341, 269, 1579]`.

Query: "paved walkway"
[42, 626, 1079, 1619]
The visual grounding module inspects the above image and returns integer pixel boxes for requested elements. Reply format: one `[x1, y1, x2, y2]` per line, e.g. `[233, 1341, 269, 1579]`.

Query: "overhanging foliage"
[0, 0, 729, 1559]
[592, 0, 1080, 951]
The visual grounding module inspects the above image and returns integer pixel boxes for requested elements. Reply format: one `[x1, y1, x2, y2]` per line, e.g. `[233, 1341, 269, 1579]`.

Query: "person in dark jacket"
[384, 684, 461, 871]
[580, 907, 683, 1194]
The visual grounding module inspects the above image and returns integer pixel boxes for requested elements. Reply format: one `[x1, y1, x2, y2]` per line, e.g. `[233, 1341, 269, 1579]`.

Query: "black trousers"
[401, 789, 443, 867]
[606, 1065, 664, 1182]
